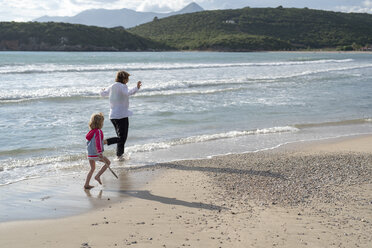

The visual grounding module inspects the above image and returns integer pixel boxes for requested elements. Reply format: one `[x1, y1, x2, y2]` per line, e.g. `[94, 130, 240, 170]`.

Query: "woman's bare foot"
[95, 176, 102, 185]
[84, 185, 94, 190]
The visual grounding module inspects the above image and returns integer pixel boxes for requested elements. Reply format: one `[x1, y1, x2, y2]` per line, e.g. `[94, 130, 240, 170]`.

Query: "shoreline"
[1, 134, 372, 247]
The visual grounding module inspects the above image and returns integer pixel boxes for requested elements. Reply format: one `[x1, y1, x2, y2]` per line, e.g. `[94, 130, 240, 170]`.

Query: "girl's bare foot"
[95, 176, 102, 185]
[84, 185, 94, 190]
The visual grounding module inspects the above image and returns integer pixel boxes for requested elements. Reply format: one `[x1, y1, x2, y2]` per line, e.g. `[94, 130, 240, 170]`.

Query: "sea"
[1, 51, 372, 187]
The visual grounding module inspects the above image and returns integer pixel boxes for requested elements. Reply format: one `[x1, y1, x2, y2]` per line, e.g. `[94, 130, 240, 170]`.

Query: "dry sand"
[0, 135, 371, 247]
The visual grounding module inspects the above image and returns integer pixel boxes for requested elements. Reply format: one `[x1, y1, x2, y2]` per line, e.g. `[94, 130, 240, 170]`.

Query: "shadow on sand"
[88, 162, 286, 212]
[112, 189, 229, 211]
[109, 162, 285, 211]
[148, 162, 286, 180]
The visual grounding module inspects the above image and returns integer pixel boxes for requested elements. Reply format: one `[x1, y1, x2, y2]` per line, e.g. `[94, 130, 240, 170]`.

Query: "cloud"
[335, 0, 372, 13]
[0, 0, 143, 20]
[364, 0, 372, 7]
[0, 0, 60, 21]
[0, 0, 371, 22]
[70, 0, 118, 4]
[136, 0, 194, 12]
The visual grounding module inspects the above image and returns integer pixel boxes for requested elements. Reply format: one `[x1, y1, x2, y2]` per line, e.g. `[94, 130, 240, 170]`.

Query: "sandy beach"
[1, 135, 371, 247]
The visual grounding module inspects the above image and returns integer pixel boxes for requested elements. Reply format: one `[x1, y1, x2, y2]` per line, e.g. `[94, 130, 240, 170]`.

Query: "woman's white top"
[100, 82, 139, 119]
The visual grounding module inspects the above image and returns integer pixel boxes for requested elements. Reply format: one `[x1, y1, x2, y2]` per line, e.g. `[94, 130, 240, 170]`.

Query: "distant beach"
[0, 135, 371, 247]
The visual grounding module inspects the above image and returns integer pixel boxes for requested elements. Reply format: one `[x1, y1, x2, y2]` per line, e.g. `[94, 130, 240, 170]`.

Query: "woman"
[100, 70, 142, 161]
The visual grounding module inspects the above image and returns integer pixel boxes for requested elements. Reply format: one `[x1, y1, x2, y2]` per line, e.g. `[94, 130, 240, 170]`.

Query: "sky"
[0, 0, 371, 22]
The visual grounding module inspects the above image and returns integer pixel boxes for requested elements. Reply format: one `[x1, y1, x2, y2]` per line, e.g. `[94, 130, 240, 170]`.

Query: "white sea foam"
[2, 62, 371, 102]
[139, 87, 241, 97]
[0, 87, 101, 102]
[0, 126, 297, 172]
[128, 126, 299, 153]
[0, 59, 354, 74]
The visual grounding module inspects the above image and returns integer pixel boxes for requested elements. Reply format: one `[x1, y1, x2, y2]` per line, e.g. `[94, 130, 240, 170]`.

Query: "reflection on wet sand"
[0, 167, 159, 222]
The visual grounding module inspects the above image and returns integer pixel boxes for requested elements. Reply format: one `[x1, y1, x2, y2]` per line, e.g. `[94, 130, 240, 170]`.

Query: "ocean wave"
[0, 59, 354, 74]
[128, 126, 299, 153]
[2, 62, 371, 103]
[124, 119, 372, 155]
[139, 87, 243, 97]
[0, 147, 53, 157]
[0, 88, 101, 103]
[135, 63, 372, 94]
[0, 126, 298, 172]
[0, 87, 240, 104]
[0, 153, 85, 170]
[0, 64, 120, 74]
[0, 76, 255, 103]
[2, 62, 371, 105]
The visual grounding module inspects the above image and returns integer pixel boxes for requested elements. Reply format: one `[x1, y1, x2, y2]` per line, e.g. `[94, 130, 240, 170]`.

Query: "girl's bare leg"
[84, 160, 96, 189]
[95, 156, 111, 185]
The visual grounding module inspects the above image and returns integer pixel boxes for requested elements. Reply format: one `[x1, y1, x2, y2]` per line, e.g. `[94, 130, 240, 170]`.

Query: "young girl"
[84, 112, 111, 189]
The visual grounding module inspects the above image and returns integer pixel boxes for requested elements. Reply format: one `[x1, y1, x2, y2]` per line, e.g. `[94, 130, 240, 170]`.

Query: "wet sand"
[0, 134, 371, 247]
[0, 168, 159, 222]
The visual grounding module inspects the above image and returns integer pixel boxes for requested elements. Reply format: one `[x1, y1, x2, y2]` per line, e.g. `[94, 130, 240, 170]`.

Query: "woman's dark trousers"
[106, 117, 129, 157]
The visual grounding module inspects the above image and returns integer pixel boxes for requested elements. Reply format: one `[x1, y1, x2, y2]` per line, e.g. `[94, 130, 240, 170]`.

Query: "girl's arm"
[94, 129, 103, 154]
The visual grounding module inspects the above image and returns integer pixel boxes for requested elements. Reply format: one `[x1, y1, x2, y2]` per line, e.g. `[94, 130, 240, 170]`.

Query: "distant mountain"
[34, 2, 204, 28]
[129, 7, 372, 51]
[173, 2, 204, 15]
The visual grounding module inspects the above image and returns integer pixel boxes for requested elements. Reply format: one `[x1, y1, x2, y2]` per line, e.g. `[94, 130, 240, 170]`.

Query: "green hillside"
[1, 7, 371, 52]
[129, 7, 372, 51]
[0, 22, 168, 51]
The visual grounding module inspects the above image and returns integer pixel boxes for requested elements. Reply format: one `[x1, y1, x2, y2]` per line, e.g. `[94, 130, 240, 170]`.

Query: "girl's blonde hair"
[89, 112, 104, 130]
[115, 70, 130, 83]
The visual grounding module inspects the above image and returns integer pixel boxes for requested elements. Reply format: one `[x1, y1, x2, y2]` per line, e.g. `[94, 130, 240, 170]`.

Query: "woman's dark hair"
[115, 70, 130, 83]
